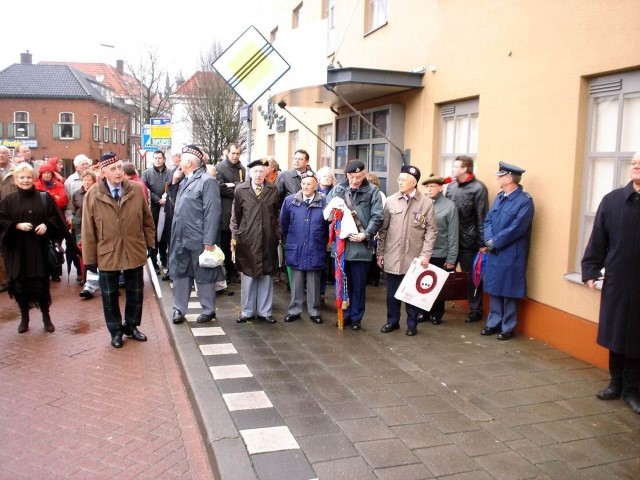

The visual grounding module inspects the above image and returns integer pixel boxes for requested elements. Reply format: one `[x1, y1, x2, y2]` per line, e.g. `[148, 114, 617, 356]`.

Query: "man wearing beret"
[420, 174, 459, 325]
[327, 160, 384, 330]
[377, 165, 437, 336]
[445, 156, 489, 323]
[168, 145, 225, 325]
[480, 162, 534, 340]
[231, 159, 280, 324]
[82, 152, 156, 348]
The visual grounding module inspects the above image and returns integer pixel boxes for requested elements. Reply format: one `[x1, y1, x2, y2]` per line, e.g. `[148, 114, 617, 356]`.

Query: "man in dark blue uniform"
[480, 162, 534, 340]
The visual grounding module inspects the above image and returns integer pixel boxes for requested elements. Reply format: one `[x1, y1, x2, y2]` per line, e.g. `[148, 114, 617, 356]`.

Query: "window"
[55, 112, 76, 139]
[270, 27, 278, 43]
[365, 0, 387, 33]
[334, 105, 402, 194]
[577, 70, 640, 270]
[267, 134, 275, 156]
[319, 124, 333, 167]
[93, 114, 100, 141]
[103, 118, 110, 143]
[121, 122, 127, 145]
[112, 119, 118, 144]
[327, 0, 336, 54]
[288, 130, 299, 166]
[292, 2, 302, 29]
[12, 111, 31, 138]
[439, 99, 479, 176]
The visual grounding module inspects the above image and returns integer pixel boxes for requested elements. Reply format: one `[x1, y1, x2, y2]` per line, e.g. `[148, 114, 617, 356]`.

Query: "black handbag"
[46, 239, 65, 271]
[435, 271, 468, 301]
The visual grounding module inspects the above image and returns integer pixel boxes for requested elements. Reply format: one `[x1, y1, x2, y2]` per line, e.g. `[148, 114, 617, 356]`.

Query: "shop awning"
[272, 66, 424, 110]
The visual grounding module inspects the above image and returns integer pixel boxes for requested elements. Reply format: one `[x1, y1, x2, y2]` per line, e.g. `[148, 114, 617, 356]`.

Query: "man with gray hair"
[64, 154, 92, 220]
[169, 145, 224, 325]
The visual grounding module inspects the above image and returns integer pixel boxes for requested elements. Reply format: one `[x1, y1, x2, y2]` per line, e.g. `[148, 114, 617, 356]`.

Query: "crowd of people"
[1, 141, 638, 414]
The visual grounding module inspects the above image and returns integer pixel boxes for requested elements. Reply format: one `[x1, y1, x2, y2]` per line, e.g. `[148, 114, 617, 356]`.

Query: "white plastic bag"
[198, 246, 225, 268]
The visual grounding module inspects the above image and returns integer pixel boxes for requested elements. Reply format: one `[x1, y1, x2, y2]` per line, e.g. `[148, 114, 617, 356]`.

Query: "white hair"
[73, 154, 91, 168]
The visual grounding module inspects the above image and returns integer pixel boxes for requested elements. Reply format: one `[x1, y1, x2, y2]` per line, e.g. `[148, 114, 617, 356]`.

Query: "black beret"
[345, 160, 365, 173]
[496, 161, 526, 176]
[400, 165, 421, 182]
[182, 144, 204, 161]
[247, 158, 270, 169]
[99, 152, 119, 168]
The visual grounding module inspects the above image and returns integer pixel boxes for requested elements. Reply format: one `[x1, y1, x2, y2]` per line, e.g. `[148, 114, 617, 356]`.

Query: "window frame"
[13, 111, 30, 138]
[438, 98, 480, 177]
[121, 122, 127, 145]
[575, 70, 640, 272]
[58, 112, 75, 140]
[103, 118, 110, 143]
[93, 114, 100, 141]
[318, 123, 333, 168]
[112, 118, 118, 144]
[292, 2, 303, 29]
[365, 0, 388, 35]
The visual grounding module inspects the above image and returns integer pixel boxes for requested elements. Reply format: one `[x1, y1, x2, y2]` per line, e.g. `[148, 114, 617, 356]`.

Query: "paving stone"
[372, 405, 425, 426]
[391, 423, 452, 449]
[413, 445, 479, 477]
[405, 395, 457, 414]
[448, 430, 510, 457]
[322, 401, 376, 421]
[544, 438, 619, 469]
[505, 439, 559, 464]
[475, 451, 541, 480]
[300, 374, 357, 404]
[270, 393, 324, 417]
[297, 432, 359, 463]
[216, 377, 264, 394]
[312, 456, 377, 480]
[200, 343, 238, 355]
[355, 389, 407, 408]
[373, 463, 435, 480]
[210, 364, 253, 380]
[580, 458, 640, 479]
[284, 413, 341, 436]
[252, 450, 315, 480]
[261, 381, 309, 397]
[355, 438, 420, 469]
[423, 412, 481, 434]
[337, 417, 395, 443]
[223, 391, 273, 411]
[387, 381, 438, 398]
[239, 425, 299, 454]
[513, 425, 559, 447]
[230, 408, 285, 431]
[203, 352, 246, 366]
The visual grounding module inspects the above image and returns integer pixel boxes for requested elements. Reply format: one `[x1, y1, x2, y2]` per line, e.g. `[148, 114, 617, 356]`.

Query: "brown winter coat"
[82, 179, 155, 271]
[377, 190, 437, 275]
[230, 181, 280, 278]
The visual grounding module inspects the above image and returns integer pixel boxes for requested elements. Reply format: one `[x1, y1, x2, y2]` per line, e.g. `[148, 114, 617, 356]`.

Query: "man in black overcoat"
[582, 151, 640, 414]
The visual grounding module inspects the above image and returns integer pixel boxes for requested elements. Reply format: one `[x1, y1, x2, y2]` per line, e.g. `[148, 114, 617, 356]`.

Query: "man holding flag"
[326, 160, 383, 330]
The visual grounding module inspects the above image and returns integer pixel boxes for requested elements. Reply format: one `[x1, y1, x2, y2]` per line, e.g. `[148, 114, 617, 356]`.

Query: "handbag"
[435, 271, 468, 301]
[46, 239, 65, 271]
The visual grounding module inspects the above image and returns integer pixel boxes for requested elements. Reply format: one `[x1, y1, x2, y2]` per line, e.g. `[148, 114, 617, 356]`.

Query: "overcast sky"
[3, 0, 265, 80]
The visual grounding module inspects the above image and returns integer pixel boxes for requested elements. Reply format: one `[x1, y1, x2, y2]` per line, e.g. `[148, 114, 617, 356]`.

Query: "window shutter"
[0, 122, 3, 137]
[8, 123, 15, 138]
[29, 123, 36, 137]
[73, 124, 81, 139]
[53, 123, 60, 139]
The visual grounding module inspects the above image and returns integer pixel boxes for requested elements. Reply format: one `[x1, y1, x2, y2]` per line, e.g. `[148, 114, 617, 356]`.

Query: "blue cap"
[345, 160, 365, 173]
[496, 161, 526, 176]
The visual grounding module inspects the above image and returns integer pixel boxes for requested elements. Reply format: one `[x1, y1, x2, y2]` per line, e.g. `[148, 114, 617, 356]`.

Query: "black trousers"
[221, 230, 237, 279]
[99, 267, 144, 336]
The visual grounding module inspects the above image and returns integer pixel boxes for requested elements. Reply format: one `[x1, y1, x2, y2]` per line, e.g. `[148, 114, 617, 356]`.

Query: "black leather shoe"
[416, 313, 426, 323]
[284, 313, 301, 322]
[597, 385, 622, 400]
[336, 318, 351, 327]
[219, 288, 234, 296]
[161, 272, 172, 281]
[111, 334, 123, 348]
[622, 391, 640, 414]
[431, 315, 442, 325]
[79, 290, 93, 299]
[465, 312, 483, 323]
[480, 326, 500, 336]
[196, 313, 216, 323]
[406, 327, 417, 336]
[172, 309, 185, 324]
[258, 315, 277, 324]
[497, 331, 515, 340]
[351, 322, 361, 331]
[230, 274, 241, 284]
[235, 316, 252, 323]
[123, 327, 147, 341]
[381, 323, 399, 333]
[310, 315, 323, 324]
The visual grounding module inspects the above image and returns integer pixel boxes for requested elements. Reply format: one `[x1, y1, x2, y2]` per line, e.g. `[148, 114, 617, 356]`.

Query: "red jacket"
[35, 164, 68, 210]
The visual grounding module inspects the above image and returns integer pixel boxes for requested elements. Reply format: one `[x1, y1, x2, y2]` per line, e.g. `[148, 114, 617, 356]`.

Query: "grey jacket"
[141, 165, 172, 215]
[431, 192, 459, 264]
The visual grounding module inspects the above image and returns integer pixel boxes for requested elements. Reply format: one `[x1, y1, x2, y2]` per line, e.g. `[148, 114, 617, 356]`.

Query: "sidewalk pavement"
[0, 268, 212, 480]
[160, 275, 640, 480]
[3, 267, 640, 480]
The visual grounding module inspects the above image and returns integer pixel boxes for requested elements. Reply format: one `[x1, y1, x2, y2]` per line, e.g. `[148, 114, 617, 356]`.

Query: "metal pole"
[246, 104, 252, 162]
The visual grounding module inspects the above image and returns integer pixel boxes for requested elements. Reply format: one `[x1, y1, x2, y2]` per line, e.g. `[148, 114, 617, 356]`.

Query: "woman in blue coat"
[480, 162, 534, 340]
[280, 171, 328, 324]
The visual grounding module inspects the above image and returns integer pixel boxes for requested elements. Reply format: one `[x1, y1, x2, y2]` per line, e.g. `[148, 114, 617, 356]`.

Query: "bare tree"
[183, 43, 244, 163]
[126, 49, 174, 126]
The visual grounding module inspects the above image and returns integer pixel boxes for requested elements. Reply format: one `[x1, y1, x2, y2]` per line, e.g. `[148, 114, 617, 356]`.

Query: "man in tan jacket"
[376, 165, 437, 336]
[82, 152, 156, 348]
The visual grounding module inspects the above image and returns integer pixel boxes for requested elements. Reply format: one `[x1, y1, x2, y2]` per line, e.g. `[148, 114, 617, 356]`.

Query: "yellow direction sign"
[212, 25, 290, 106]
